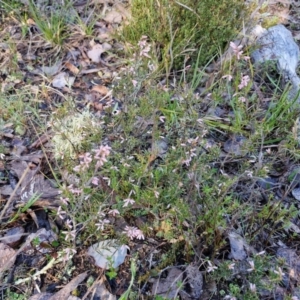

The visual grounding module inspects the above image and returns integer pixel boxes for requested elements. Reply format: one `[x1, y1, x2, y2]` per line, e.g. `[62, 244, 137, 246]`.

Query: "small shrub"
[122, 0, 250, 71]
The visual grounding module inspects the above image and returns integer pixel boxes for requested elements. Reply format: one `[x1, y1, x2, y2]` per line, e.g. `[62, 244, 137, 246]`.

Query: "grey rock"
[292, 188, 300, 201]
[251, 24, 300, 100]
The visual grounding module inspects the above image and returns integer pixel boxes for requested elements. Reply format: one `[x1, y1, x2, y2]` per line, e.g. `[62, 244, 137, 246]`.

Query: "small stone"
[292, 188, 300, 201]
[223, 135, 247, 156]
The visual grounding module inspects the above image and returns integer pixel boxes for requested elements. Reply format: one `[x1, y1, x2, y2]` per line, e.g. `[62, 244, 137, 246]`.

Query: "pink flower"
[66, 219, 73, 229]
[59, 197, 70, 205]
[57, 206, 67, 220]
[92, 177, 99, 185]
[73, 165, 81, 172]
[95, 219, 110, 231]
[123, 226, 144, 240]
[93, 145, 111, 168]
[206, 260, 218, 273]
[108, 209, 120, 216]
[73, 152, 93, 172]
[67, 185, 82, 195]
[238, 75, 250, 89]
[230, 41, 243, 60]
[123, 198, 135, 207]
[93, 145, 111, 159]
[63, 230, 76, 242]
[159, 116, 166, 123]
[80, 152, 92, 168]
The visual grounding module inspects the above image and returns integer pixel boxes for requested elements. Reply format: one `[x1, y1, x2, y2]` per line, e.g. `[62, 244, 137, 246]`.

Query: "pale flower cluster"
[73, 145, 112, 172]
[138, 35, 151, 58]
[123, 226, 145, 240]
[222, 42, 251, 90]
[229, 41, 250, 61]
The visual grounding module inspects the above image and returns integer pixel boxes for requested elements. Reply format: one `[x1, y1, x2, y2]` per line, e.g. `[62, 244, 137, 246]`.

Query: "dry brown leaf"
[4, 160, 60, 206]
[65, 62, 80, 75]
[0, 231, 40, 280]
[26, 18, 35, 25]
[93, 102, 104, 111]
[0, 243, 16, 269]
[92, 85, 109, 95]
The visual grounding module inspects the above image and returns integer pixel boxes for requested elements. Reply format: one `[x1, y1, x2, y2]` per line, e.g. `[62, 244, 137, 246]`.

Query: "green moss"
[122, 0, 250, 70]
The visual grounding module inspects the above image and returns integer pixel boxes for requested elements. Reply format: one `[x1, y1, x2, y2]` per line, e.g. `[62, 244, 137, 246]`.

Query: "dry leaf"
[115, 3, 131, 19]
[185, 264, 203, 298]
[87, 43, 112, 63]
[103, 10, 123, 24]
[48, 272, 88, 300]
[87, 239, 128, 269]
[92, 277, 116, 300]
[0, 243, 16, 269]
[28, 293, 52, 300]
[152, 267, 183, 298]
[92, 85, 109, 95]
[228, 232, 248, 260]
[64, 62, 80, 75]
[41, 61, 62, 76]
[52, 72, 75, 88]
[26, 18, 35, 25]
[277, 248, 300, 282]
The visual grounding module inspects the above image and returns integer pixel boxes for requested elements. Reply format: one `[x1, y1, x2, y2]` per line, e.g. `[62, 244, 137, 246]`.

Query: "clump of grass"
[122, 0, 250, 72]
[28, 0, 68, 46]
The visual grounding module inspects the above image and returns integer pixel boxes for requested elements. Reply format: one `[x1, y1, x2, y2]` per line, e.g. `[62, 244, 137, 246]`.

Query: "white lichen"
[51, 110, 101, 160]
